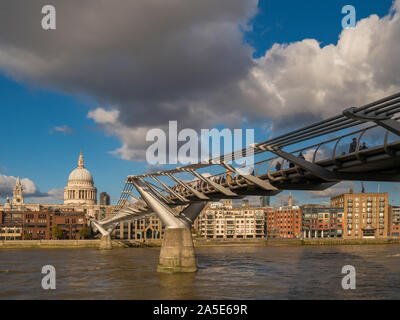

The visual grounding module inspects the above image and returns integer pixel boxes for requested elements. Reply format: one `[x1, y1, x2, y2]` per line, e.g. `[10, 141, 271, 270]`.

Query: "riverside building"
[113, 216, 164, 241]
[0, 209, 88, 240]
[389, 206, 400, 236]
[330, 192, 389, 239]
[0, 211, 23, 240]
[196, 200, 266, 239]
[301, 205, 344, 238]
[266, 193, 302, 238]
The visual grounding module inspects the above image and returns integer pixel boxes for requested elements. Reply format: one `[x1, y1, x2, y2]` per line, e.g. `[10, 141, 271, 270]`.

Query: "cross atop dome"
[78, 150, 85, 168]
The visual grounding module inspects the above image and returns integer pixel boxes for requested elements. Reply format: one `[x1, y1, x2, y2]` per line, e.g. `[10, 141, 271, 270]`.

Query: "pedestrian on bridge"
[349, 138, 357, 153]
[226, 170, 233, 184]
[360, 142, 368, 150]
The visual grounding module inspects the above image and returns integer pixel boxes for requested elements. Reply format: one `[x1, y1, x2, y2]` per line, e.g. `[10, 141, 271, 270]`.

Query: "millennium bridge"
[91, 92, 400, 273]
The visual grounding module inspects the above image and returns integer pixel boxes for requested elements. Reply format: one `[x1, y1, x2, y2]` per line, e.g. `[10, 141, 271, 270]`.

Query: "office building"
[301, 205, 344, 238]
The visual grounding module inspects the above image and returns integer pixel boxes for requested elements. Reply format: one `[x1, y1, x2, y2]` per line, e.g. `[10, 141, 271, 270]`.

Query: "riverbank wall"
[0, 239, 105, 249]
[2, 238, 400, 249]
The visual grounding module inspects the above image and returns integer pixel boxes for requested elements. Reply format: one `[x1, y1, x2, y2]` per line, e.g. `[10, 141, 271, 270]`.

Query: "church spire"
[78, 150, 85, 168]
[12, 176, 24, 206]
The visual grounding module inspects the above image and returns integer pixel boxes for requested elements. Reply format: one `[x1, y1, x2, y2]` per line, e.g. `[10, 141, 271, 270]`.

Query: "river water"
[1, 245, 400, 299]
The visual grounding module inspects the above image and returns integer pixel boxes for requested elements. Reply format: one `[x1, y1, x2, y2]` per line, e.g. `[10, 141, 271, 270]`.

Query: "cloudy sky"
[0, 0, 399, 205]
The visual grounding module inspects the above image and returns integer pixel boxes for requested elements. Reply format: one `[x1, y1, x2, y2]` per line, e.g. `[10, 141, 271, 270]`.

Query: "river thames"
[1, 245, 400, 299]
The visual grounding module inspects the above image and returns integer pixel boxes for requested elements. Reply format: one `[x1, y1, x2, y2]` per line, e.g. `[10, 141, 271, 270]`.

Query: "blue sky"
[246, 0, 393, 57]
[0, 77, 150, 202]
[0, 0, 398, 206]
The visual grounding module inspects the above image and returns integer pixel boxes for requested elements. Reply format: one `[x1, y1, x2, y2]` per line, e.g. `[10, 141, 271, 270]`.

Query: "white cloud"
[88, 109, 153, 161]
[0, 174, 63, 203]
[239, 5, 400, 127]
[1, 1, 400, 162]
[273, 193, 298, 207]
[305, 181, 355, 199]
[28, 188, 65, 204]
[50, 125, 75, 135]
[87, 109, 119, 125]
[0, 175, 39, 197]
[88, 1, 400, 161]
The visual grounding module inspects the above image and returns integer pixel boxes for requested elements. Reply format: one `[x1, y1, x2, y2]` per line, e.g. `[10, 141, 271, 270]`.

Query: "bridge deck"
[130, 140, 400, 206]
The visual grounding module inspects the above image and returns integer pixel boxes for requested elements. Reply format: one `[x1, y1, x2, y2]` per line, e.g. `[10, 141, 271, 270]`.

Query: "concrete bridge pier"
[90, 219, 116, 250]
[158, 228, 197, 273]
[132, 178, 206, 273]
[99, 234, 113, 250]
[157, 202, 207, 273]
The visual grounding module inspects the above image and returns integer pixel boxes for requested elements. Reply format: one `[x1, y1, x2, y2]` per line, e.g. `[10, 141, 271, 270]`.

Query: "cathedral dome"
[68, 168, 94, 185]
[67, 151, 94, 186]
[64, 151, 97, 205]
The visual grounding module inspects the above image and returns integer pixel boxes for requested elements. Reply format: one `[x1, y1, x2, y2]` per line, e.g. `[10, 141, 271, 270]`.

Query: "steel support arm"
[185, 169, 238, 197]
[90, 219, 118, 236]
[267, 147, 400, 182]
[143, 180, 175, 204]
[343, 108, 400, 136]
[131, 177, 188, 229]
[179, 202, 207, 226]
[151, 176, 189, 202]
[220, 163, 279, 191]
[165, 173, 210, 200]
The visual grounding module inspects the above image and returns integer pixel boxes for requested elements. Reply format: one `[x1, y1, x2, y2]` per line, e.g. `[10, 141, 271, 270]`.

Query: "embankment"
[2, 238, 400, 249]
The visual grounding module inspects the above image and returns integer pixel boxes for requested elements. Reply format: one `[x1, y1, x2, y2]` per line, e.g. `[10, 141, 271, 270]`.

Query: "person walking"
[360, 142, 368, 150]
[349, 138, 357, 153]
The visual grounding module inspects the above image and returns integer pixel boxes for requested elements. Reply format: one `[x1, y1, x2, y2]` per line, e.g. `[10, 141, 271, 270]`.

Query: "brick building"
[266, 193, 302, 239]
[0, 211, 23, 240]
[52, 211, 87, 239]
[389, 206, 400, 236]
[0, 210, 88, 240]
[330, 192, 389, 239]
[22, 211, 51, 240]
[301, 205, 344, 238]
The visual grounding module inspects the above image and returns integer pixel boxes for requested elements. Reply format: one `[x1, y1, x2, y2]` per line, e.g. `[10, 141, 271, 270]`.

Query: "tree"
[78, 227, 91, 239]
[23, 233, 33, 240]
[51, 225, 63, 240]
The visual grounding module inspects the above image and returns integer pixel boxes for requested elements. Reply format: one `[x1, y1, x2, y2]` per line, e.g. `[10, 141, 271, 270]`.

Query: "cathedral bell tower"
[12, 177, 24, 206]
